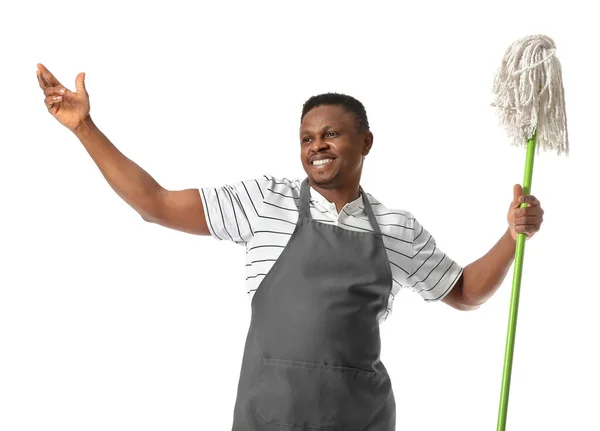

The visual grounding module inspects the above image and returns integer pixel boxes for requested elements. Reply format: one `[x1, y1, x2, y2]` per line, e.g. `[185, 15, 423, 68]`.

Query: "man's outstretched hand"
[36, 63, 91, 133]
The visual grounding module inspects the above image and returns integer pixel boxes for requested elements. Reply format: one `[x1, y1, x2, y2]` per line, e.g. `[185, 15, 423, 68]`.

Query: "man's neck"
[310, 182, 361, 215]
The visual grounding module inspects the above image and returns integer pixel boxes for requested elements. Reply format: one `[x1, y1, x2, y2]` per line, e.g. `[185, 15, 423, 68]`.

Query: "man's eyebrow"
[300, 125, 335, 135]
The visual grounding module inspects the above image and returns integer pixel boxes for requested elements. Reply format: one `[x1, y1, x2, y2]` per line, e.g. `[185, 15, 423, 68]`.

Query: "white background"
[2, 1, 599, 430]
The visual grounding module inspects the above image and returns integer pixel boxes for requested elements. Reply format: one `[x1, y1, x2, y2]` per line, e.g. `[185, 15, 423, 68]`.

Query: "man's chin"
[308, 170, 340, 188]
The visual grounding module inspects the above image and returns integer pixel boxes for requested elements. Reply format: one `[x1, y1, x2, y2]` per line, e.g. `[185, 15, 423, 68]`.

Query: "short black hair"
[301, 92, 370, 134]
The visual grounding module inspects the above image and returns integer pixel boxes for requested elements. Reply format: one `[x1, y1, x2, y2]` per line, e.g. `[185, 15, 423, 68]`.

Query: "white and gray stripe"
[201, 175, 464, 324]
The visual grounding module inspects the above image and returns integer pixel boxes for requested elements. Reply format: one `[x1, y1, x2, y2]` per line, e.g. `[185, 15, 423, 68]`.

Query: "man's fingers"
[37, 64, 62, 87]
[39, 69, 51, 87]
[44, 94, 63, 108]
[514, 224, 539, 237]
[37, 66, 68, 102]
[43, 85, 66, 96]
[36, 69, 48, 90]
[519, 195, 540, 206]
[514, 215, 542, 225]
[516, 206, 544, 217]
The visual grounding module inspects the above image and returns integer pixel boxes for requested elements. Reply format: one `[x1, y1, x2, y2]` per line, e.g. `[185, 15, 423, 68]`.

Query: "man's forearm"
[73, 115, 163, 220]
[460, 228, 517, 306]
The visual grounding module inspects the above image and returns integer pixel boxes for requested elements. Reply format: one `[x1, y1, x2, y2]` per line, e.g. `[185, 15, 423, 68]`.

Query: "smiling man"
[200, 96, 468, 430]
[38, 62, 544, 431]
[196, 94, 543, 431]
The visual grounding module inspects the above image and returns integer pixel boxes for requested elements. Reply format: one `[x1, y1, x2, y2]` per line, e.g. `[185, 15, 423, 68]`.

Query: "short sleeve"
[407, 216, 464, 302]
[200, 175, 269, 245]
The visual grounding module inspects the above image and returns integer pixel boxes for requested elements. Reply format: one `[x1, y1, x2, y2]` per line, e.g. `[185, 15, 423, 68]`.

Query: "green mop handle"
[496, 130, 537, 431]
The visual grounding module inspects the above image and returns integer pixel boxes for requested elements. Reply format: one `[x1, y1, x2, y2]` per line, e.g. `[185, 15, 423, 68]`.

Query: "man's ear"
[363, 131, 374, 156]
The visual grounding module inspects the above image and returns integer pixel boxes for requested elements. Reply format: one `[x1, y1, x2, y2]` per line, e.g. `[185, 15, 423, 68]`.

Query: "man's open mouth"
[311, 158, 335, 167]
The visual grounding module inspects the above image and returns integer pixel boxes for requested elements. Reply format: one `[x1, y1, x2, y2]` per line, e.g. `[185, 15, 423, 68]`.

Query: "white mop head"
[492, 34, 569, 156]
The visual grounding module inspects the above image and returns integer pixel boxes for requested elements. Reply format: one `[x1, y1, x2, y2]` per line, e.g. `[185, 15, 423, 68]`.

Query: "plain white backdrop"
[1, 1, 599, 430]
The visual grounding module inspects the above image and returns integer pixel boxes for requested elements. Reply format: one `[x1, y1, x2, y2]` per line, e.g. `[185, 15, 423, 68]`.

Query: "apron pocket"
[256, 357, 375, 430]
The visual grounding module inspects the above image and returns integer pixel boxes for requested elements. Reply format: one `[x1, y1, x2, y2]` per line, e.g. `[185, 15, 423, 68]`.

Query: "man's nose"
[310, 137, 329, 152]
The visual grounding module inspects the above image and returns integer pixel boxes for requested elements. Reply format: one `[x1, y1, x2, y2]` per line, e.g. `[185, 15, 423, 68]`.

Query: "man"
[37, 63, 544, 430]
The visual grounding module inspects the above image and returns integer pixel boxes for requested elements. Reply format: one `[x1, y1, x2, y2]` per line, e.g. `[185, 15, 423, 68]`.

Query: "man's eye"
[301, 132, 336, 143]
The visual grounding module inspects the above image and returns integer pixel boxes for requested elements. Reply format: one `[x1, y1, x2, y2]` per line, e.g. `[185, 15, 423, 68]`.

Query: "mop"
[491, 34, 569, 431]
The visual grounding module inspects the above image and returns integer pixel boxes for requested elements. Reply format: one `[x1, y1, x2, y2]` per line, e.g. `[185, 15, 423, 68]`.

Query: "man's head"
[300, 93, 373, 190]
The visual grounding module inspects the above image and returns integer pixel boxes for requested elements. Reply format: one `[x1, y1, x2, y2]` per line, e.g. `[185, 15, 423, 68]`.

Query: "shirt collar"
[309, 185, 365, 215]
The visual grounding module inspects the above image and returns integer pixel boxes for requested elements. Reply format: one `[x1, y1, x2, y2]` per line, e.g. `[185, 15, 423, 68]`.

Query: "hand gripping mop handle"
[496, 130, 536, 431]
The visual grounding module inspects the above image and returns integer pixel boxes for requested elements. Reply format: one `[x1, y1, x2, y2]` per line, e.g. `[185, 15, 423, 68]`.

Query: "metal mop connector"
[492, 34, 569, 156]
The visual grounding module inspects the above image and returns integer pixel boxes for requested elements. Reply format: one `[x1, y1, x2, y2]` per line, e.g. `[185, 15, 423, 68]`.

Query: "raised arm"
[37, 63, 210, 236]
[74, 117, 210, 235]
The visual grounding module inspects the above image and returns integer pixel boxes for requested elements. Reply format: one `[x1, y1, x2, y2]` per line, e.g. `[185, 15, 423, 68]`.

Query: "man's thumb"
[75, 72, 87, 94]
[513, 184, 523, 206]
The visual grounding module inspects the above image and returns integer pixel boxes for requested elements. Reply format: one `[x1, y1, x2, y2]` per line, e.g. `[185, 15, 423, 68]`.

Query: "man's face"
[300, 105, 372, 188]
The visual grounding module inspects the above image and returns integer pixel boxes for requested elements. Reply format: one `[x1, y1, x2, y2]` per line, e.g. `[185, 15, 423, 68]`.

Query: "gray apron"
[231, 177, 396, 431]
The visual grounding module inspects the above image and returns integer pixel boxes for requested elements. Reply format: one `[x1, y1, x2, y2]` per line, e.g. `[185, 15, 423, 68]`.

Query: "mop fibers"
[492, 34, 569, 156]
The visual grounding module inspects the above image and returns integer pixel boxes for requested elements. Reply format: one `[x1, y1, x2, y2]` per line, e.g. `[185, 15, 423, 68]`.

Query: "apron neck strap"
[299, 178, 382, 236]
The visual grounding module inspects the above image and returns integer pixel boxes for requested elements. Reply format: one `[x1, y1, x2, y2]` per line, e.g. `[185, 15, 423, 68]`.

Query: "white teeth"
[312, 158, 333, 166]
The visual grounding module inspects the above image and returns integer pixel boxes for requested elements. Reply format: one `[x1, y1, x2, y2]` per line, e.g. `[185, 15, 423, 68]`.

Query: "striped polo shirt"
[200, 175, 464, 324]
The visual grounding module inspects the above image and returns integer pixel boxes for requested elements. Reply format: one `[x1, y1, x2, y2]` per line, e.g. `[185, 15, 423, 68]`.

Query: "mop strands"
[492, 34, 569, 156]
[492, 34, 569, 431]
